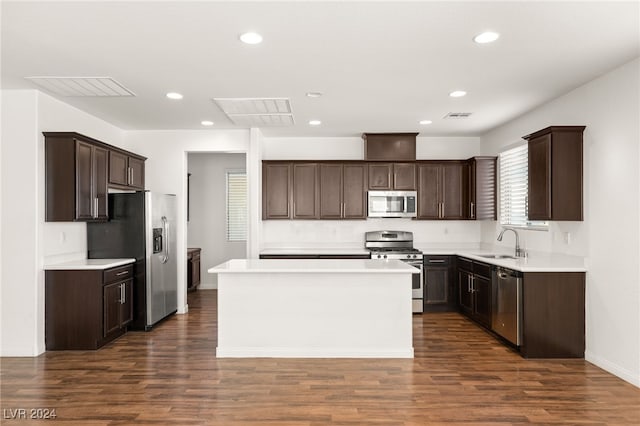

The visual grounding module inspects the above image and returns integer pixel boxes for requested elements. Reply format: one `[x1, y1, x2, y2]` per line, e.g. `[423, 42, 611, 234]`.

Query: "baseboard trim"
[585, 351, 640, 387]
[199, 282, 217, 290]
[216, 346, 414, 358]
[0, 344, 44, 357]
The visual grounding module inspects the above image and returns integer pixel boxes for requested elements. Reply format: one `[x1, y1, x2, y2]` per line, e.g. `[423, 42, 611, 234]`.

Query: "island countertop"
[209, 258, 420, 274]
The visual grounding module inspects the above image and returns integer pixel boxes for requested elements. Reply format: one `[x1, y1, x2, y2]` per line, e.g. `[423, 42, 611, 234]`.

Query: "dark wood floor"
[1, 290, 639, 425]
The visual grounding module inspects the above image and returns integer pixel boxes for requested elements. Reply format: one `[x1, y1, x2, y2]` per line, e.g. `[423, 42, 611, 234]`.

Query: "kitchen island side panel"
[216, 271, 413, 358]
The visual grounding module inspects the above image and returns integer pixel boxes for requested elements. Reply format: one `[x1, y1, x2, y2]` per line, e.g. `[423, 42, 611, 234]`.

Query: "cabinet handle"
[428, 259, 446, 264]
[467, 275, 471, 292]
[94, 198, 99, 218]
[116, 271, 128, 276]
[442, 202, 445, 218]
[470, 202, 475, 218]
[127, 167, 132, 185]
[287, 202, 290, 218]
[470, 276, 475, 293]
[341, 202, 345, 217]
[120, 283, 125, 304]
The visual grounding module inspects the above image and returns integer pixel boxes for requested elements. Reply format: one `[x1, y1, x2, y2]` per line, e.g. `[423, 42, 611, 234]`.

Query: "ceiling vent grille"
[443, 112, 473, 119]
[213, 98, 294, 126]
[25, 76, 136, 97]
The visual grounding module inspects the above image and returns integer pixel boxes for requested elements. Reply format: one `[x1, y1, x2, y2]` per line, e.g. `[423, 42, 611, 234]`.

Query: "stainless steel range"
[365, 231, 424, 313]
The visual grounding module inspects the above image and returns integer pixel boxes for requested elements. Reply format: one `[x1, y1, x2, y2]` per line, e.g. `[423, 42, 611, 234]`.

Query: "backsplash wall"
[261, 219, 482, 249]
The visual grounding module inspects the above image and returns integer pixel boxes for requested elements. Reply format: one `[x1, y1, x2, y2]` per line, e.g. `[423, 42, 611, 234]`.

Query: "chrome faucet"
[497, 228, 526, 258]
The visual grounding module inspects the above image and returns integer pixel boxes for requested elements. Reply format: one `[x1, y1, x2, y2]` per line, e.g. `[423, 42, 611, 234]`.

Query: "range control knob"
[383, 254, 387, 259]
[377, 254, 382, 259]
[412, 254, 417, 259]
[406, 254, 412, 259]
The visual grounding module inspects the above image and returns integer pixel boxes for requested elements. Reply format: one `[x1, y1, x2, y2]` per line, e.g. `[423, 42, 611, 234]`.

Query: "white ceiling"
[2, 1, 639, 137]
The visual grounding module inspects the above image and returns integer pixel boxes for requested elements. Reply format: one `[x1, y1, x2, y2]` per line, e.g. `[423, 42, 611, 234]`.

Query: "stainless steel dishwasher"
[491, 266, 523, 346]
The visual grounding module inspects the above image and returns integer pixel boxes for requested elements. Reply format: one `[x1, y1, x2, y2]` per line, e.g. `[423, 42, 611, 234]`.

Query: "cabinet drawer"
[473, 261, 492, 279]
[457, 257, 473, 272]
[424, 256, 450, 266]
[104, 264, 133, 284]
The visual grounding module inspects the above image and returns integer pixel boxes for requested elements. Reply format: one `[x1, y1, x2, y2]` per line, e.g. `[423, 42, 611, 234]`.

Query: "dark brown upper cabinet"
[417, 161, 466, 220]
[262, 162, 292, 219]
[292, 163, 319, 219]
[109, 150, 145, 190]
[45, 133, 109, 222]
[363, 133, 417, 161]
[368, 163, 416, 190]
[319, 163, 367, 219]
[468, 156, 497, 220]
[523, 126, 585, 221]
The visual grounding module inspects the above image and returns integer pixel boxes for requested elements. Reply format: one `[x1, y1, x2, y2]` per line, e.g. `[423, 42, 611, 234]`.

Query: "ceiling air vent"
[213, 98, 294, 126]
[25, 77, 136, 97]
[443, 112, 473, 119]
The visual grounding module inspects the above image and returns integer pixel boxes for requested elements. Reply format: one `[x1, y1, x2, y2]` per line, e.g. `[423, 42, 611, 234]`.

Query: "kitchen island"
[208, 259, 419, 358]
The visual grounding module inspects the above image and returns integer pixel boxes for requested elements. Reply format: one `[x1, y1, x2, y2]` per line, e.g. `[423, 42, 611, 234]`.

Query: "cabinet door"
[425, 266, 448, 305]
[103, 282, 122, 336]
[292, 164, 318, 219]
[343, 164, 367, 219]
[417, 163, 440, 219]
[528, 134, 552, 220]
[393, 163, 416, 190]
[368, 163, 392, 190]
[75, 141, 94, 220]
[319, 164, 343, 219]
[93, 146, 109, 220]
[262, 163, 291, 219]
[128, 157, 145, 189]
[441, 163, 466, 219]
[473, 275, 492, 327]
[120, 280, 133, 327]
[109, 150, 129, 186]
[192, 254, 201, 287]
[458, 270, 473, 315]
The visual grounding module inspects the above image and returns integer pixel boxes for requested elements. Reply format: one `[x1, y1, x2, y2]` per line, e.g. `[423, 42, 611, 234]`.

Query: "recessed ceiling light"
[201, 120, 214, 126]
[309, 120, 322, 126]
[419, 120, 433, 125]
[166, 92, 183, 100]
[473, 31, 500, 44]
[449, 90, 467, 98]
[239, 32, 263, 44]
[306, 92, 323, 98]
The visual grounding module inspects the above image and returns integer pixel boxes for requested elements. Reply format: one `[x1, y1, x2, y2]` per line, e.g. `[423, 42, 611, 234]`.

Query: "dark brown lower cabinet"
[423, 256, 456, 312]
[456, 256, 586, 358]
[45, 263, 133, 350]
[521, 272, 585, 358]
[457, 258, 492, 327]
[187, 248, 201, 291]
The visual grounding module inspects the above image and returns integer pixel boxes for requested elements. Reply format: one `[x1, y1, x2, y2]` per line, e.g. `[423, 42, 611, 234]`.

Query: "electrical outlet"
[59, 232, 66, 243]
[564, 232, 571, 245]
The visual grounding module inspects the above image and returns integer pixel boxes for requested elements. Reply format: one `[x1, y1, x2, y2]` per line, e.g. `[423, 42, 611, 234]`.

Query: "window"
[226, 170, 247, 241]
[499, 145, 548, 229]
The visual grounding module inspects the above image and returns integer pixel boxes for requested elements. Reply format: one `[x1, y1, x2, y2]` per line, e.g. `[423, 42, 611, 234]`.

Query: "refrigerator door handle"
[161, 216, 169, 264]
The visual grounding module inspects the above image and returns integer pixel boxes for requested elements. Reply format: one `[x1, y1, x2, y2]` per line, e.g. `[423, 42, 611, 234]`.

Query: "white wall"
[0, 89, 126, 356]
[125, 130, 250, 312]
[479, 58, 640, 386]
[187, 153, 246, 288]
[1, 91, 40, 356]
[260, 136, 482, 249]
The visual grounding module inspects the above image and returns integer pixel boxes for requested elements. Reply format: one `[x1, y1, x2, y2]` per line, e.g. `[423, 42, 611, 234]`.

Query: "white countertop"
[44, 258, 136, 270]
[259, 246, 587, 272]
[209, 259, 420, 274]
[260, 248, 370, 255]
[418, 246, 586, 272]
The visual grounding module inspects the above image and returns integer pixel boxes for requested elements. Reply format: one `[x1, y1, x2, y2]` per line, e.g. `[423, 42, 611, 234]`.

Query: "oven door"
[406, 260, 424, 313]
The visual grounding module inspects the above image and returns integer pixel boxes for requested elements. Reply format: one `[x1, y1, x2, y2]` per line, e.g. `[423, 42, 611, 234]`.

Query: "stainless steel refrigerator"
[88, 191, 177, 330]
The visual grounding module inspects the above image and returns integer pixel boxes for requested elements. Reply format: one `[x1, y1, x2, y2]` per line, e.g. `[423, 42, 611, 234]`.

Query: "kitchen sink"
[478, 254, 516, 259]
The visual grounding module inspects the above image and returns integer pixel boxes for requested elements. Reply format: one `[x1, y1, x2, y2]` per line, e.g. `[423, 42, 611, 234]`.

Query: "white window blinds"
[499, 145, 547, 229]
[226, 171, 247, 241]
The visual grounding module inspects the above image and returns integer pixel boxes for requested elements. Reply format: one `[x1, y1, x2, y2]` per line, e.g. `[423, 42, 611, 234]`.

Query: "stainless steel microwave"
[367, 191, 417, 218]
